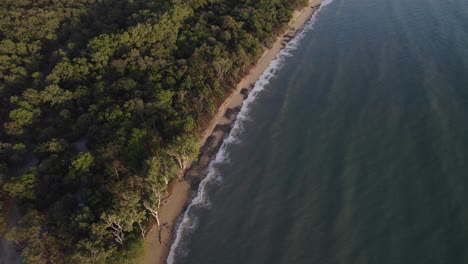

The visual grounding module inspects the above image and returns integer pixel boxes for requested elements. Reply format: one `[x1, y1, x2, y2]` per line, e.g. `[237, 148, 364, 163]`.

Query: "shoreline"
[143, 0, 323, 263]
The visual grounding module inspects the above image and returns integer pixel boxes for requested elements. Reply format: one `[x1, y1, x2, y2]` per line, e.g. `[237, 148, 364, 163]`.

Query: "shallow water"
[170, 0, 468, 263]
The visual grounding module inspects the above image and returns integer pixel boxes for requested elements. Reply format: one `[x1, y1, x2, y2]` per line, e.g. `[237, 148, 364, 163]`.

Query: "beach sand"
[143, 0, 323, 263]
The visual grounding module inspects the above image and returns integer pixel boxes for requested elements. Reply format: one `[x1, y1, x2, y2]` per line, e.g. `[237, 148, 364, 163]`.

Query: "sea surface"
[169, 0, 468, 263]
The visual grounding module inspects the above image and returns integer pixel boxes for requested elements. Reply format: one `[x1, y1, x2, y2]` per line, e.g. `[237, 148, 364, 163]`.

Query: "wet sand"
[143, 1, 323, 263]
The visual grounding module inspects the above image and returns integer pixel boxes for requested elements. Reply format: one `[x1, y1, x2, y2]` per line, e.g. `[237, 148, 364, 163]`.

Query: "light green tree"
[166, 134, 199, 175]
[3, 173, 36, 200]
[72, 153, 94, 173]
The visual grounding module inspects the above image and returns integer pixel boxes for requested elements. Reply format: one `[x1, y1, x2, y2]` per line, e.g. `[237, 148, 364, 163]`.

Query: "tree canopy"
[0, 0, 307, 262]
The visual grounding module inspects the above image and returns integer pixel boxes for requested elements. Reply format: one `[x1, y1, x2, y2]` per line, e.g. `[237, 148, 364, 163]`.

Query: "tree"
[212, 57, 233, 80]
[7, 211, 64, 264]
[6, 211, 45, 258]
[3, 172, 36, 200]
[40, 85, 74, 106]
[71, 152, 94, 173]
[73, 238, 115, 264]
[140, 155, 177, 228]
[166, 134, 199, 175]
[0, 0, 307, 260]
[102, 188, 145, 244]
[9, 103, 40, 127]
[143, 181, 165, 227]
[36, 139, 67, 154]
[146, 155, 176, 186]
[101, 212, 127, 245]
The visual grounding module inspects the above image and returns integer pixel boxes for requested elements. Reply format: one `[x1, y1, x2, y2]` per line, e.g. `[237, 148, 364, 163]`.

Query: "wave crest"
[167, 1, 333, 263]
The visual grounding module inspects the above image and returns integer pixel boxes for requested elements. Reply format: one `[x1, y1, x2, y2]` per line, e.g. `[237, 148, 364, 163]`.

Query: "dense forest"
[0, 0, 307, 262]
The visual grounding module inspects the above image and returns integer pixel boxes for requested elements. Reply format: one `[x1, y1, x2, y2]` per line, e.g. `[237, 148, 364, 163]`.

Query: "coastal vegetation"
[0, 0, 307, 262]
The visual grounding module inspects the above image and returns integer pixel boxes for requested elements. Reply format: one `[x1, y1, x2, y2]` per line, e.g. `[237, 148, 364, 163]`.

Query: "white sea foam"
[167, 1, 333, 262]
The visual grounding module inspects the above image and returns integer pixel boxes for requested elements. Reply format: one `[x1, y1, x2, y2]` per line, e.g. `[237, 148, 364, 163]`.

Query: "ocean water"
[169, 0, 468, 263]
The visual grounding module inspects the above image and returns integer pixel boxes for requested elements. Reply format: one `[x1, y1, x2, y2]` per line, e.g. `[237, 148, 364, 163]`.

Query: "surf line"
[167, 1, 334, 263]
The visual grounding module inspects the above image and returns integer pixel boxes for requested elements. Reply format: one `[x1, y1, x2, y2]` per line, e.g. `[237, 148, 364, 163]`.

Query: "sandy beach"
[143, 0, 323, 263]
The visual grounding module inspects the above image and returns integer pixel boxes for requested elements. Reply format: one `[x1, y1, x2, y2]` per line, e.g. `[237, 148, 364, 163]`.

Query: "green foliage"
[71, 152, 94, 173]
[167, 134, 200, 171]
[6, 210, 66, 264]
[3, 172, 36, 200]
[107, 236, 145, 264]
[0, 0, 307, 261]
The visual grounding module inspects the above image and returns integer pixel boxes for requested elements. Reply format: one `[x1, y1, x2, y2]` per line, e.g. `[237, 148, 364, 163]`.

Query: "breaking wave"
[167, 1, 334, 263]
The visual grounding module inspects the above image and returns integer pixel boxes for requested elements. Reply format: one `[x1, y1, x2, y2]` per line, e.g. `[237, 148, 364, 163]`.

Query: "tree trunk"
[155, 212, 161, 227]
[175, 156, 183, 169]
